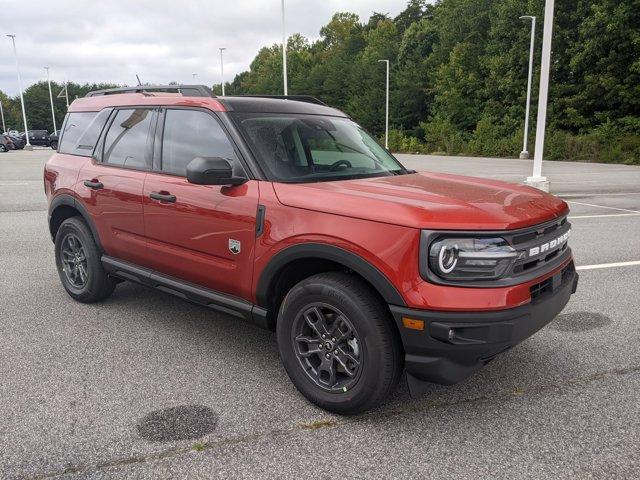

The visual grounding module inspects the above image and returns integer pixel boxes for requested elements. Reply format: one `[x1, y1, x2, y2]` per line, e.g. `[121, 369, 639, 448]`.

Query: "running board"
[101, 255, 269, 329]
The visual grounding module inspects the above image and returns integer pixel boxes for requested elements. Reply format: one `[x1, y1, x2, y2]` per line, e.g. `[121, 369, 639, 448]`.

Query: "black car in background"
[48, 131, 60, 150]
[0, 135, 14, 152]
[8, 134, 25, 149]
[23, 130, 50, 146]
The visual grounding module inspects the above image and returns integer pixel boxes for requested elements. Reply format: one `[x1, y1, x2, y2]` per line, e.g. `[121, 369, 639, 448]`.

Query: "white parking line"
[577, 260, 640, 271]
[566, 200, 640, 214]
[558, 192, 640, 197]
[569, 213, 640, 219]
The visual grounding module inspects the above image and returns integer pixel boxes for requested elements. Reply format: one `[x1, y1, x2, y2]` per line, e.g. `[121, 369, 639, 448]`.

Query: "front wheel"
[277, 272, 403, 415]
[0, 144, 7, 152]
[50, 140, 58, 150]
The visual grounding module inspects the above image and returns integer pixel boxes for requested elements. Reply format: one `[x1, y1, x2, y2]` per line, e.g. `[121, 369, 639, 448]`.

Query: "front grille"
[506, 216, 571, 280]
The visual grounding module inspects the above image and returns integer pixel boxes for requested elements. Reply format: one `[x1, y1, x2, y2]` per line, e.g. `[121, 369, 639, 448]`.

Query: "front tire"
[54, 217, 115, 302]
[50, 140, 58, 150]
[0, 144, 7, 152]
[277, 272, 403, 415]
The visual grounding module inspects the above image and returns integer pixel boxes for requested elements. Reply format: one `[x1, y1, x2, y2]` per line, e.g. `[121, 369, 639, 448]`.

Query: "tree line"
[1, 0, 637, 164]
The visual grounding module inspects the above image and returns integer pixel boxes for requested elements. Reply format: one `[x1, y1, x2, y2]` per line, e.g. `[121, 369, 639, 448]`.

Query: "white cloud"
[0, 0, 408, 95]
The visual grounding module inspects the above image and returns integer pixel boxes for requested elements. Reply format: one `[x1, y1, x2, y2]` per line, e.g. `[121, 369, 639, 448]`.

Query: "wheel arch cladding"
[48, 195, 104, 252]
[256, 243, 407, 316]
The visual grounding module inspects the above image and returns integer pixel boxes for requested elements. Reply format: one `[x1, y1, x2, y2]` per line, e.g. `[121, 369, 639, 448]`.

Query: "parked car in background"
[23, 130, 50, 146]
[0, 135, 13, 152]
[49, 130, 60, 150]
[8, 134, 25, 149]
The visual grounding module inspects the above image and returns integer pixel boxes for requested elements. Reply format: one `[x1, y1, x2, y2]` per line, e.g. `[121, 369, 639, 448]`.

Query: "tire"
[277, 272, 403, 415]
[54, 217, 116, 303]
[50, 140, 58, 150]
[0, 144, 7, 152]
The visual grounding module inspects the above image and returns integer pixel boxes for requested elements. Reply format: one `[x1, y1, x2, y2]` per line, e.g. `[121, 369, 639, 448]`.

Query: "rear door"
[142, 107, 259, 300]
[76, 107, 157, 266]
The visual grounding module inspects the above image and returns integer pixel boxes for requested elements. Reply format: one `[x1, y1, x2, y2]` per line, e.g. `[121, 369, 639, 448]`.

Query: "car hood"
[272, 172, 568, 230]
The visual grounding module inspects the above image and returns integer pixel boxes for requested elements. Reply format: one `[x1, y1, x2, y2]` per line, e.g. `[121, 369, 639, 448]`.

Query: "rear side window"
[59, 110, 111, 156]
[161, 109, 237, 176]
[103, 108, 154, 169]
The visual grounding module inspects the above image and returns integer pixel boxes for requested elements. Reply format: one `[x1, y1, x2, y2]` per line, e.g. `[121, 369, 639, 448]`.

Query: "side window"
[59, 111, 110, 156]
[103, 108, 154, 169]
[161, 109, 238, 176]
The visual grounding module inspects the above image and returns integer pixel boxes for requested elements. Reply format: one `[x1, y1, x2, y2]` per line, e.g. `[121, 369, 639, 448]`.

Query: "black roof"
[219, 96, 349, 117]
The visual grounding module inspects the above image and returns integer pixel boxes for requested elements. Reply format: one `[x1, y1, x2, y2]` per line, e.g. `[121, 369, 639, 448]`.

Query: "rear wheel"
[277, 272, 403, 415]
[54, 217, 115, 302]
[50, 140, 58, 150]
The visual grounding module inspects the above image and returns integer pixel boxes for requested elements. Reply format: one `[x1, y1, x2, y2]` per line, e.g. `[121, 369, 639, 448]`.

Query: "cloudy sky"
[0, 0, 409, 96]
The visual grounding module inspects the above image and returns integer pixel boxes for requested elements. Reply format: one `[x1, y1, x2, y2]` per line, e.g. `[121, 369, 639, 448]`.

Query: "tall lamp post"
[6, 34, 31, 150]
[378, 59, 390, 149]
[0, 100, 6, 133]
[281, 0, 288, 95]
[219, 47, 226, 96]
[526, 0, 555, 192]
[45, 67, 58, 134]
[519, 15, 536, 160]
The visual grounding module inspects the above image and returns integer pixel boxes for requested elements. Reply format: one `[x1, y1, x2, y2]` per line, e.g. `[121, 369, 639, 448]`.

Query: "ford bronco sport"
[45, 85, 578, 414]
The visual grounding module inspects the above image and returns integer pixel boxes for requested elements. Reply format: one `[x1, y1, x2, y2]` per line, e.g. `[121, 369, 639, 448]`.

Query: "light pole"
[378, 59, 390, 149]
[45, 67, 58, 134]
[281, 0, 288, 95]
[526, 0, 554, 192]
[192, 73, 197, 80]
[519, 15, 536, 160]
[6, 34, 31, 149]
[219, 47, 226, 96]
[0, 100, 6, 133]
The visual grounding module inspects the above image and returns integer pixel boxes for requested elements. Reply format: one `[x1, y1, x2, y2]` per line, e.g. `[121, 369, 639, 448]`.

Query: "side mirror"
[186, 157, 247, 186]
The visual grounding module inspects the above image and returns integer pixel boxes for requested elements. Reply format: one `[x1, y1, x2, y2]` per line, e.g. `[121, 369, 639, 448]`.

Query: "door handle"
[150, 191, 177, 203]
[83, 179, 104, 190]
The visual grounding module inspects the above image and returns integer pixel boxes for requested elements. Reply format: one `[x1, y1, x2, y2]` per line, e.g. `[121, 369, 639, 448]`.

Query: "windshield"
[232, 113, 406, 182]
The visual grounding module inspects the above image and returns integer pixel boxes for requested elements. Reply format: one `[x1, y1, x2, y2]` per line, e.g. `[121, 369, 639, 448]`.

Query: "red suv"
[45, 85, 578, 414]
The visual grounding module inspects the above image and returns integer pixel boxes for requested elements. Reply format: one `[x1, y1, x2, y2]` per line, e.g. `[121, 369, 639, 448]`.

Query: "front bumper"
[390, 262, 578, 395]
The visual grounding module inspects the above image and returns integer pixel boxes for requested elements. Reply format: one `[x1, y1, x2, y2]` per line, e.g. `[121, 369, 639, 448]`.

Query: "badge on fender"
[229, 239, 241, 255]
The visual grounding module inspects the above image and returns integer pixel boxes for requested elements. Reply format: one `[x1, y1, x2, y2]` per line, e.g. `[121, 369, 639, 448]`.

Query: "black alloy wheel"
[277, 272, 403, 415]
[292, 303, 362, 392]
[54, 217, 116, 302]
[60, 233, 88, 288]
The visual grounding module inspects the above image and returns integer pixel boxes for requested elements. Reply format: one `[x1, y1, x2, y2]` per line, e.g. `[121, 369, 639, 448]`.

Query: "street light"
[45, 67, 58, 134]
[281, 0, 288, 95]
[526, 0, 554, 192]
[192, 73, 197, 80]
[519, 15, 536, 160]
[378, 59, 390, 149]
[0, 100, 6, 134]
[219, 47, 226, 96]
[6, 34, 31, 149]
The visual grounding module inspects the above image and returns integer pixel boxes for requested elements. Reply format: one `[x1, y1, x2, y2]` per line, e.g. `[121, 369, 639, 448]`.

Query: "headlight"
[428, 237, 517, 281]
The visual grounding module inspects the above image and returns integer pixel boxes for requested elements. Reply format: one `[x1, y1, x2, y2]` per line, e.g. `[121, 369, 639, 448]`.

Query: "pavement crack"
[23, 364, 640, 479]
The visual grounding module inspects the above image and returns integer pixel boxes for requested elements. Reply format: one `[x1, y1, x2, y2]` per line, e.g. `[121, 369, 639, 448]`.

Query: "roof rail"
[230, 95, 327, 106]
[85, 85, 215, 98]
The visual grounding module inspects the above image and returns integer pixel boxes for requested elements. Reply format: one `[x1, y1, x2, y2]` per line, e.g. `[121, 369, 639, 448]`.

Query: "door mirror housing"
[186, 157, 247, 186]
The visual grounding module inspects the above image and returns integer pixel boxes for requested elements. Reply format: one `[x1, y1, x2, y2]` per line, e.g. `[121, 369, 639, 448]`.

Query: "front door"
[142, 108, 259, 301]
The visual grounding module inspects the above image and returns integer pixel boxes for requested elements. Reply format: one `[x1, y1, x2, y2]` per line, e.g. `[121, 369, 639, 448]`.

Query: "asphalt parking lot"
[1, 149, 639, 479]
